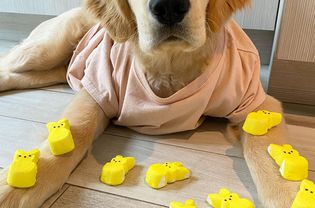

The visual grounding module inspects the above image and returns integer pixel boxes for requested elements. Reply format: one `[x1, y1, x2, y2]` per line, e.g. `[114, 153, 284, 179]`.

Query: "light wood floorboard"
[0, 89, 314, 171]
[67, 133, 264, 208]
[105, 123, 315, 171]
[0, 89, 74, 123]
[0, 116, 46, 167]
[41, 185, 70, 208]
[1, 114, 314, 207]
[1, 112, 314, 171]
[50, 185, 165, 208]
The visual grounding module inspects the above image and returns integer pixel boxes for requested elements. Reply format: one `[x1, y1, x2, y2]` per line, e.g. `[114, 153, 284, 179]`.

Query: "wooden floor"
[1, 48, 315, 208]
[0, 87, 314, 208]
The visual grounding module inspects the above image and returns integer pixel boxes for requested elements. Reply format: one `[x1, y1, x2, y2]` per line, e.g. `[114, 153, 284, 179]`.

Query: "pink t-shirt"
[67, 20, 266, 135]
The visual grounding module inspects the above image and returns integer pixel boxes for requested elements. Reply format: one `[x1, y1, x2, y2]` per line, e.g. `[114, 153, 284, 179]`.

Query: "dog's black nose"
[149, 0, 190, 26]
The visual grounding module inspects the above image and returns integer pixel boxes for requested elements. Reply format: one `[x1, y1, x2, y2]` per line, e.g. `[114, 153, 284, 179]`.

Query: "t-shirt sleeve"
[81, 35, 119, 119]
[67, 25, 119, 119]
[226, 55, 266, 124]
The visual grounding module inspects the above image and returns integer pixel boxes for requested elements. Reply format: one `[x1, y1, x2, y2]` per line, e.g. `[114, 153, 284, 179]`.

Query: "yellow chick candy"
[242, 110, 282, 136]
[47, 119, 75, 155]
[146, 162, 191, 189]
[291, 179, 315, 208]
[207, 188, 255, 208]
[7, 149, 40, 188]
[268, 144, 308, 181]
[170, 199, 197, 208]
[101, 155, 135, 186]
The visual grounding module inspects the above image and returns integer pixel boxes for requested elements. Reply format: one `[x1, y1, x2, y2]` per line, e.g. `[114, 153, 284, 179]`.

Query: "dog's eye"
[283, 151, 287, 153]
[18, 155, 22, 157]
[311, 191, 313, 194]
[29, 155, 32, 157]
[305, 188, 309, 191]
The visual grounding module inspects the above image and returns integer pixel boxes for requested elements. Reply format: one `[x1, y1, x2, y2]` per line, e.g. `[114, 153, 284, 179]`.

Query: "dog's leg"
[0, 89, 108, 208]
[239, 95, 300, 207]
[0, 8, 96, 73]
[0, 66, 67, 92]
[0, 8, 97, 91]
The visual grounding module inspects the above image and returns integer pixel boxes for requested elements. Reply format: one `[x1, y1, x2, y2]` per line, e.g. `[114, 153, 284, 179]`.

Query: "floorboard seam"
[65, 183, 168, 207]
[0, 114, 315, 171]
[1, 116, 314, 171]
[0, 114, 46, 124]
[38, 88, 75, 95]
[104, 132, 245, 159]
[48, 185, 70, 208]
[0, 115, 245, 160]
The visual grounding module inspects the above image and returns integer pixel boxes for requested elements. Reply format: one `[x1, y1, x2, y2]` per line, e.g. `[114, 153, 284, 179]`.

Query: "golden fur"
[0, 0, 300, 207]
[207, 0, 251, 32]
[85, 0, 136, 42]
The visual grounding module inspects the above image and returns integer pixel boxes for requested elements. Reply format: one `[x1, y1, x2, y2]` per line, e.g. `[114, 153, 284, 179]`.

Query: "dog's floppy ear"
[84, 0, 136, 42]
[207, 0, 251, 32]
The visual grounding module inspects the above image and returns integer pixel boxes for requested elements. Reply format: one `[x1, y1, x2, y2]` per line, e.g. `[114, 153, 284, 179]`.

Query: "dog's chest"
[144, 70, 203, 98]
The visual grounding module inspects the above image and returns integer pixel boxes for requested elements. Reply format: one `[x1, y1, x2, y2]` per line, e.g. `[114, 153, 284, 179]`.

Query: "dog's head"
[85, 0, 250, 53]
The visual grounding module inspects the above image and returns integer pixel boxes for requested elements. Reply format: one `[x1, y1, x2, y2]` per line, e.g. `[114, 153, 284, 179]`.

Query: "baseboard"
[244, 29, 274, 65]
[268, 59, 315, 105]
[285, 113, 315, 129]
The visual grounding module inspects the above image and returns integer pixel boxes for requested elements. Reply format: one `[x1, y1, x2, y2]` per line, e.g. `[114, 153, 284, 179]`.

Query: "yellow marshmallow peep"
[101, 155, 135, 186]
[242, 110, 282, 136]
[268, 144, 308, 181]
[7, 149, 40, 188]
[291, 179, 315, 208]
[47, 118, 75, 155]
[169, 199, 197, 208]
[207, 188, 255, 208]
[146, 162, 191, 189]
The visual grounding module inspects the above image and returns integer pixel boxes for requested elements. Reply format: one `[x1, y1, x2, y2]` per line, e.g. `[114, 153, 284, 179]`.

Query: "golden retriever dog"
[0, 0, 300, 207]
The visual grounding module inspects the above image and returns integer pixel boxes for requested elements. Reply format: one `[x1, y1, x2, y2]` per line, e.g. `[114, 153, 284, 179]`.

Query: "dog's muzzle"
[149, 0, 191, 26]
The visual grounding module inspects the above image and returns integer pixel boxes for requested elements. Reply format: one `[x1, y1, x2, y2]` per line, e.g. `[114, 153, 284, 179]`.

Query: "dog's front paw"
[260, 180, 300, 208]
[0, 157, 69, 208]
[0, 72, 11, 92]
[0, 71, 17, 92]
